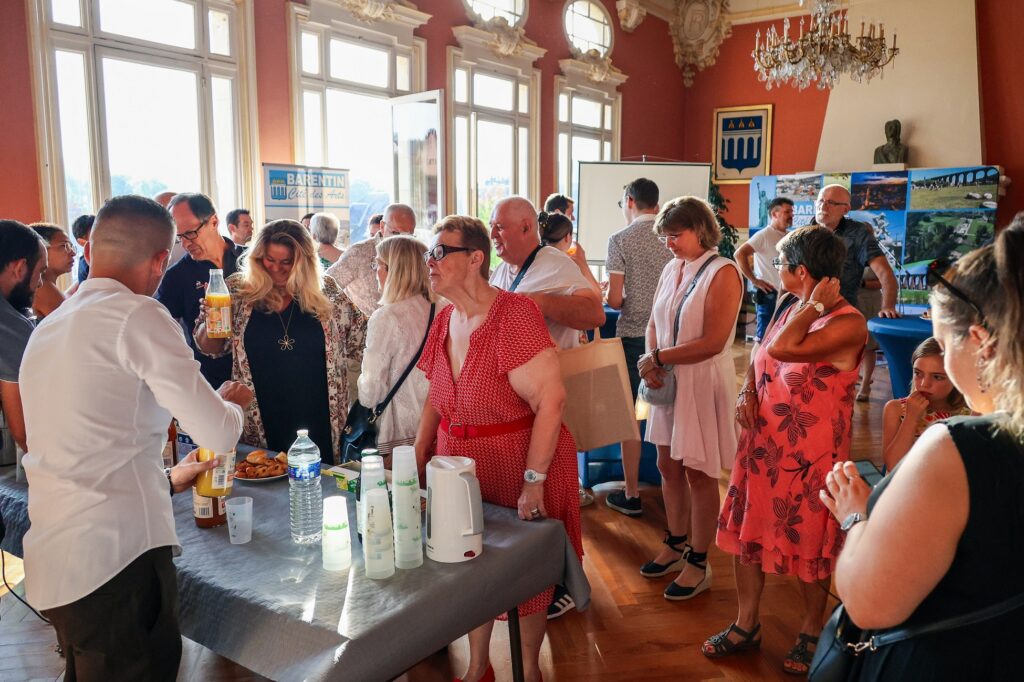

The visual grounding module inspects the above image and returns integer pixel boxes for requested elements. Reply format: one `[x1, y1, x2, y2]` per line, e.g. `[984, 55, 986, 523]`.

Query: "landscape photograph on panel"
[712, 104, 772, 184]
[851, 171, 908, 211]
[908, 166, 1000, 210]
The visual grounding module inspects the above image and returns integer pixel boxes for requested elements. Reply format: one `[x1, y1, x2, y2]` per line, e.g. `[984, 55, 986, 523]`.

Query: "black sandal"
[702, 623, 762, 658]
[784, 633, 819, 675]
[639, 530, 690, 578]
[663, 550, 712, 600]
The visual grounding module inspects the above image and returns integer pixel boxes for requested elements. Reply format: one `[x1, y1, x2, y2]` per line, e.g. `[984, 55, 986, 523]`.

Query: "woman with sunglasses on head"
[413, 216, 581, 682]
[636, 197, 743, 603]
[704, 225, 867, 675]
[194, 220, 366, 463]
[823, 214, 1024, 681]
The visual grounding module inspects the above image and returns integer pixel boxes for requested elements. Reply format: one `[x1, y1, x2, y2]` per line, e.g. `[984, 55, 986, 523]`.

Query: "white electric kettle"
[426, 456, 484, 563]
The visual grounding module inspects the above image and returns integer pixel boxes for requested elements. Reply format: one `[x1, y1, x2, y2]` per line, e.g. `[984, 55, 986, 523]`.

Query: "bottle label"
[211, 451, 235, 489]
[193, 490, 213, 518]
[207, 305, 232, 336]
[289, 460, 321, 481]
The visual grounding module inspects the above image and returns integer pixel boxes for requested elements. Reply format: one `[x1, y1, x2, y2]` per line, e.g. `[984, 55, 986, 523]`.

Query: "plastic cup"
[226, 496, 253, 544]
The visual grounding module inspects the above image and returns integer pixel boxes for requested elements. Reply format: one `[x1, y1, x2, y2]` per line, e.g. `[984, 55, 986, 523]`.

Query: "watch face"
[524, 470, 536, 482]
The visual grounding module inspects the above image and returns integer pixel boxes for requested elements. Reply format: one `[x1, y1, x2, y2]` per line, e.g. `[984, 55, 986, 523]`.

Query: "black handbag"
[342, 303, 435, 463]
[809, 591, 1024, 681]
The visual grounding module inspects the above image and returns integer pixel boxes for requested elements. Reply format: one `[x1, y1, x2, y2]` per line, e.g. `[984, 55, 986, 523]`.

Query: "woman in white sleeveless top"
[357, 235, 436, 457]
[636, 196, 743, 601]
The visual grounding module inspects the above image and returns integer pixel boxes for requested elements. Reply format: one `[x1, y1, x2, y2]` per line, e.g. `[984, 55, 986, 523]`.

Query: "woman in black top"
[822, 212, 1024, 680]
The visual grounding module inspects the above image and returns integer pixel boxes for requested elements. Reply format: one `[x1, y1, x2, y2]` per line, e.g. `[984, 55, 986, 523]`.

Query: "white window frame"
[28, 0, 258, 225]
[555, 77, 621, 198]
[562, 0, 614, 58]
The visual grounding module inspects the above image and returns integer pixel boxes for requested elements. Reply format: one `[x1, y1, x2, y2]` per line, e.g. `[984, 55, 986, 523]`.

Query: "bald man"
[327, 202, 416, 317]
[20, 194, 252, 680]
[154, 190, 187, 264]
[489, 196, 605, 348]
[810, 184, 899, 318]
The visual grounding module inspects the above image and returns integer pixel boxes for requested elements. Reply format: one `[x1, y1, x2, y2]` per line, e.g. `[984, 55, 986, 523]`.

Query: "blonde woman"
[357, 235, 437, 456]
[195, 220, 366, 463]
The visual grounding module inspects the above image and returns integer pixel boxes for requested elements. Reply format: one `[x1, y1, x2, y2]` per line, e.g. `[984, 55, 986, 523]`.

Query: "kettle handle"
[459, 472, 483, 535]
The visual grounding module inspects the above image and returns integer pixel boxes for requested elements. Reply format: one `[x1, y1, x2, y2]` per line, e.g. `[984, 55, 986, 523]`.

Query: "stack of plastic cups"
[363, 488, 395, 579]
[358, 455, 387, 537]
[322, 496, 352, 571]
[391, 446, 423, 569]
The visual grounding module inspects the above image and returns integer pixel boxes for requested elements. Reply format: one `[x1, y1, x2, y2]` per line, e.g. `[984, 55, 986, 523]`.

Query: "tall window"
[556, 87, 619, 198]
[294, 5, 423, 241]
[35, 0, 249, 227]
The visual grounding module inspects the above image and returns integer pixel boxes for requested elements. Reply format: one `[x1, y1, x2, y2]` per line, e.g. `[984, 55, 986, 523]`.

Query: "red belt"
[440, 415, 535, 439]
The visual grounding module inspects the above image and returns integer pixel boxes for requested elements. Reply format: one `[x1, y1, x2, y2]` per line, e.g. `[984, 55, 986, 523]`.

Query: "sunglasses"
[927, 257, 986, 324]
[424, 243, 472, 263]
[174, 217, 210, 244]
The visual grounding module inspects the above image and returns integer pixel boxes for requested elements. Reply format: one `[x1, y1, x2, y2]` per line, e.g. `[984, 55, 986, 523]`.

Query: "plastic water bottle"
[288, 429, 323, 544]
[391, 446, 423, 569]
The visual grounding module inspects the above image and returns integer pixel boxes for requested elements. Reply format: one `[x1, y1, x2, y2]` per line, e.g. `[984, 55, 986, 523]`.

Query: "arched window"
[564, 1, 613, 56]
[465, 0, 527, 26]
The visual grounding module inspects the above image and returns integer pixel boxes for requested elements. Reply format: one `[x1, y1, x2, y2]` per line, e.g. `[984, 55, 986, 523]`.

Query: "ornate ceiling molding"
[560, 50, 628, 88]
[670, 0, 732, 87]
[311, 0, 430, 30]
[452, 20, 546, 62]
[616, 0, 647, 32]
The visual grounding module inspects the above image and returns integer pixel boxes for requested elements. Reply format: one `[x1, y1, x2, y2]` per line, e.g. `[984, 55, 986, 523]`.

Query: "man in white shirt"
[734, 196, 794, 342]
[327, 203, 416, 317]
[489, 196, 604, 349]
[21, 195, 253, 681]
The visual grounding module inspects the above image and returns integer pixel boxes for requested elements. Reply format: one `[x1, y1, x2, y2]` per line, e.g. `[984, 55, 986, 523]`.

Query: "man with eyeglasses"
[810, 184, 899, 318]
[735, 196, 795, 344]
[156, 193, 240, 387]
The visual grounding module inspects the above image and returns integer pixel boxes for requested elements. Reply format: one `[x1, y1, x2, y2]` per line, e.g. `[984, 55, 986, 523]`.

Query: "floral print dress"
[717, 302, 864, 582]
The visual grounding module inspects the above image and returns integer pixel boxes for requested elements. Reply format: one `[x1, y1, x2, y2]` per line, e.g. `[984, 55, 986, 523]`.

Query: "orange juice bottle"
[195, 447, 236, 497]
[206, 269, 232, 339]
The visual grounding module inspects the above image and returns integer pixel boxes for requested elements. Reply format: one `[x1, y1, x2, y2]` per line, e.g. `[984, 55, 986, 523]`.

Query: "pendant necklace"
[276, 300, 296, 351]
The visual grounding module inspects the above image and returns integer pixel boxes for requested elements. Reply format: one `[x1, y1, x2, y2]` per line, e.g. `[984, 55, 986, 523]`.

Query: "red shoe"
[453, 664, 495, 682]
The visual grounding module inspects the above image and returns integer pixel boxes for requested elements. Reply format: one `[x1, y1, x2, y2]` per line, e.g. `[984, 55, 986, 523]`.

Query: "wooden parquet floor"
[0, 341, 890, 681]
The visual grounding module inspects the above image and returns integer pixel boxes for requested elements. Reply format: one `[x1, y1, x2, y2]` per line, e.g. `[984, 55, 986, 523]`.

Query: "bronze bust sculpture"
[874, 119, 908, 164]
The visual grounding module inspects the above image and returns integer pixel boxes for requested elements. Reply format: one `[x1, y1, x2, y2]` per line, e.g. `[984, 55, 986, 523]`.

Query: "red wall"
[253, 0, 295, 167]
[0, 0, 43, 222]
[681, 20, 830, 230]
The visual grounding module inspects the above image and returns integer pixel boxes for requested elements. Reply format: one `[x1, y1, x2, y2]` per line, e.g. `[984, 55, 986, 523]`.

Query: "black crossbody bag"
[342, 303, 435, 462]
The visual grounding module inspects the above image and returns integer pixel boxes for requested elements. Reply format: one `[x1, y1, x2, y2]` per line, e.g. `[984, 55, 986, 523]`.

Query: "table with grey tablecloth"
[0, 467, 28, 558]
[172, 476, 590, 681]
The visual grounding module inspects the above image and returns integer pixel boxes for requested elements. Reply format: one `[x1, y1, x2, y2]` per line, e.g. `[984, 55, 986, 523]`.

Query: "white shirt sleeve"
[357, 307, 393, 408]
[119, 300, 244, 453]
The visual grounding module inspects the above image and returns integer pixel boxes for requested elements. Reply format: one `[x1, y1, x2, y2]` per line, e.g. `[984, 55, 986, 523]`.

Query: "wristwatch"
[840, 512, 866, 532]
[523, 469, 548, 484]
[805, 300, 826, 317]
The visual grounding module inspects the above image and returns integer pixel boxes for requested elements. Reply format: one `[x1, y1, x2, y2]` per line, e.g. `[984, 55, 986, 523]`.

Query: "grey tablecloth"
[0, 468, 28, 558]
[173, 476, 590, 681]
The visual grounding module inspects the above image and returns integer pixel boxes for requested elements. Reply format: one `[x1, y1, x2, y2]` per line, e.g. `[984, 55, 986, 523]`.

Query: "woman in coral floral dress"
[704, 226, 867, 675]
[414, 216, 581, 682]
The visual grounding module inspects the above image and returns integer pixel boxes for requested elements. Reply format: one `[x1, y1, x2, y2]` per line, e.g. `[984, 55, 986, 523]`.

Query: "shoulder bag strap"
[670, 255, 719, 345]
[372, 303, 436, 419]
[868, 590, 1024, 649]
[509, 245, 544, 292]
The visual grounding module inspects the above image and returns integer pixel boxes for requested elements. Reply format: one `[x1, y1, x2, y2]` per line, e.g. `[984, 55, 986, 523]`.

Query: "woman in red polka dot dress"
[415, 216, 582, 682]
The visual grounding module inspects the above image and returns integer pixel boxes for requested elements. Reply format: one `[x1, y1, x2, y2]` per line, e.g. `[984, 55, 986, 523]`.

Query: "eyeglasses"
[174, 217, 210, 244]
[50, 241, 76, 253]
[772, 257, 796, 270]
[617, 196, 630, 209]
[370, 258, 388, 272]
[927, 257, 986, 324]
[424, 243, 473, 263]
[815, 199, 850, 208]
[656, 233, 682, 245]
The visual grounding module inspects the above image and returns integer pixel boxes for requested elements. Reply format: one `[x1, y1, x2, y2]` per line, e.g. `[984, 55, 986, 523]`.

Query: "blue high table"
[867, 316, 934, 399]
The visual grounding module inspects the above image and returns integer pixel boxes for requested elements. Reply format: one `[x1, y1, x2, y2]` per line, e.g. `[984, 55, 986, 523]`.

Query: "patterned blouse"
[195, 274, 367, 464]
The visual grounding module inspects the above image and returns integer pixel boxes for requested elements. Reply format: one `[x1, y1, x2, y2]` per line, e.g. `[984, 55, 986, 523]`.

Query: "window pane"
[558, 132, 569, 196]
[565, 1, 612, 56]
[570, 135, 600, 198]
[472, 72, 514, 110]
[558, 93, 569, 122]
[603, 140, 611, 161]
[517, 83, 529, 114]
[330, 39, 389, 88]
[303, 90, 323, 166]
[101, 57, 200, 197]
[51, 0, 81, 26]
[301, 32, 320, 75]
[396, 54, 410, 91]
[325, 89, 393, 238]
[54, 51, 93, 227]
[476, 120, 513, 222]
[211, 77, 237, 217]
[604, 103, 613, 130]
[468, 0, 525, 25]
[454, 69, 468, 103]
[571, 95, 602, 128]
[208, 10, 231, 56]
[455, 116, 469, 215]
[98, 0, 195, 50]
[517, 126, 528, 197]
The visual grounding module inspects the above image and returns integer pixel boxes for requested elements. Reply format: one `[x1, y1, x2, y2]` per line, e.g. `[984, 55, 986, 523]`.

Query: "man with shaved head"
[20, 195, 253, 680]
[810, 184, 899, 317]
[327, 202, 416, 317]
[154, 190, 186, 265]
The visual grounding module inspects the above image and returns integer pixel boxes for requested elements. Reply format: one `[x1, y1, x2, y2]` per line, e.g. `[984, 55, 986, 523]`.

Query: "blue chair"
[578, 420, 661, 488]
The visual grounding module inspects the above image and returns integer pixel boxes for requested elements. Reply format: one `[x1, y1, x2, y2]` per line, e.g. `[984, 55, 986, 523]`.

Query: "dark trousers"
[43, 546, 181, 682]
[621, 336, 645, 401]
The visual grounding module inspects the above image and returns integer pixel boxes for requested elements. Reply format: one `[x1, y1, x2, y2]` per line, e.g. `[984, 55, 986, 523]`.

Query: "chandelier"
[751, 0, 898, 90]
